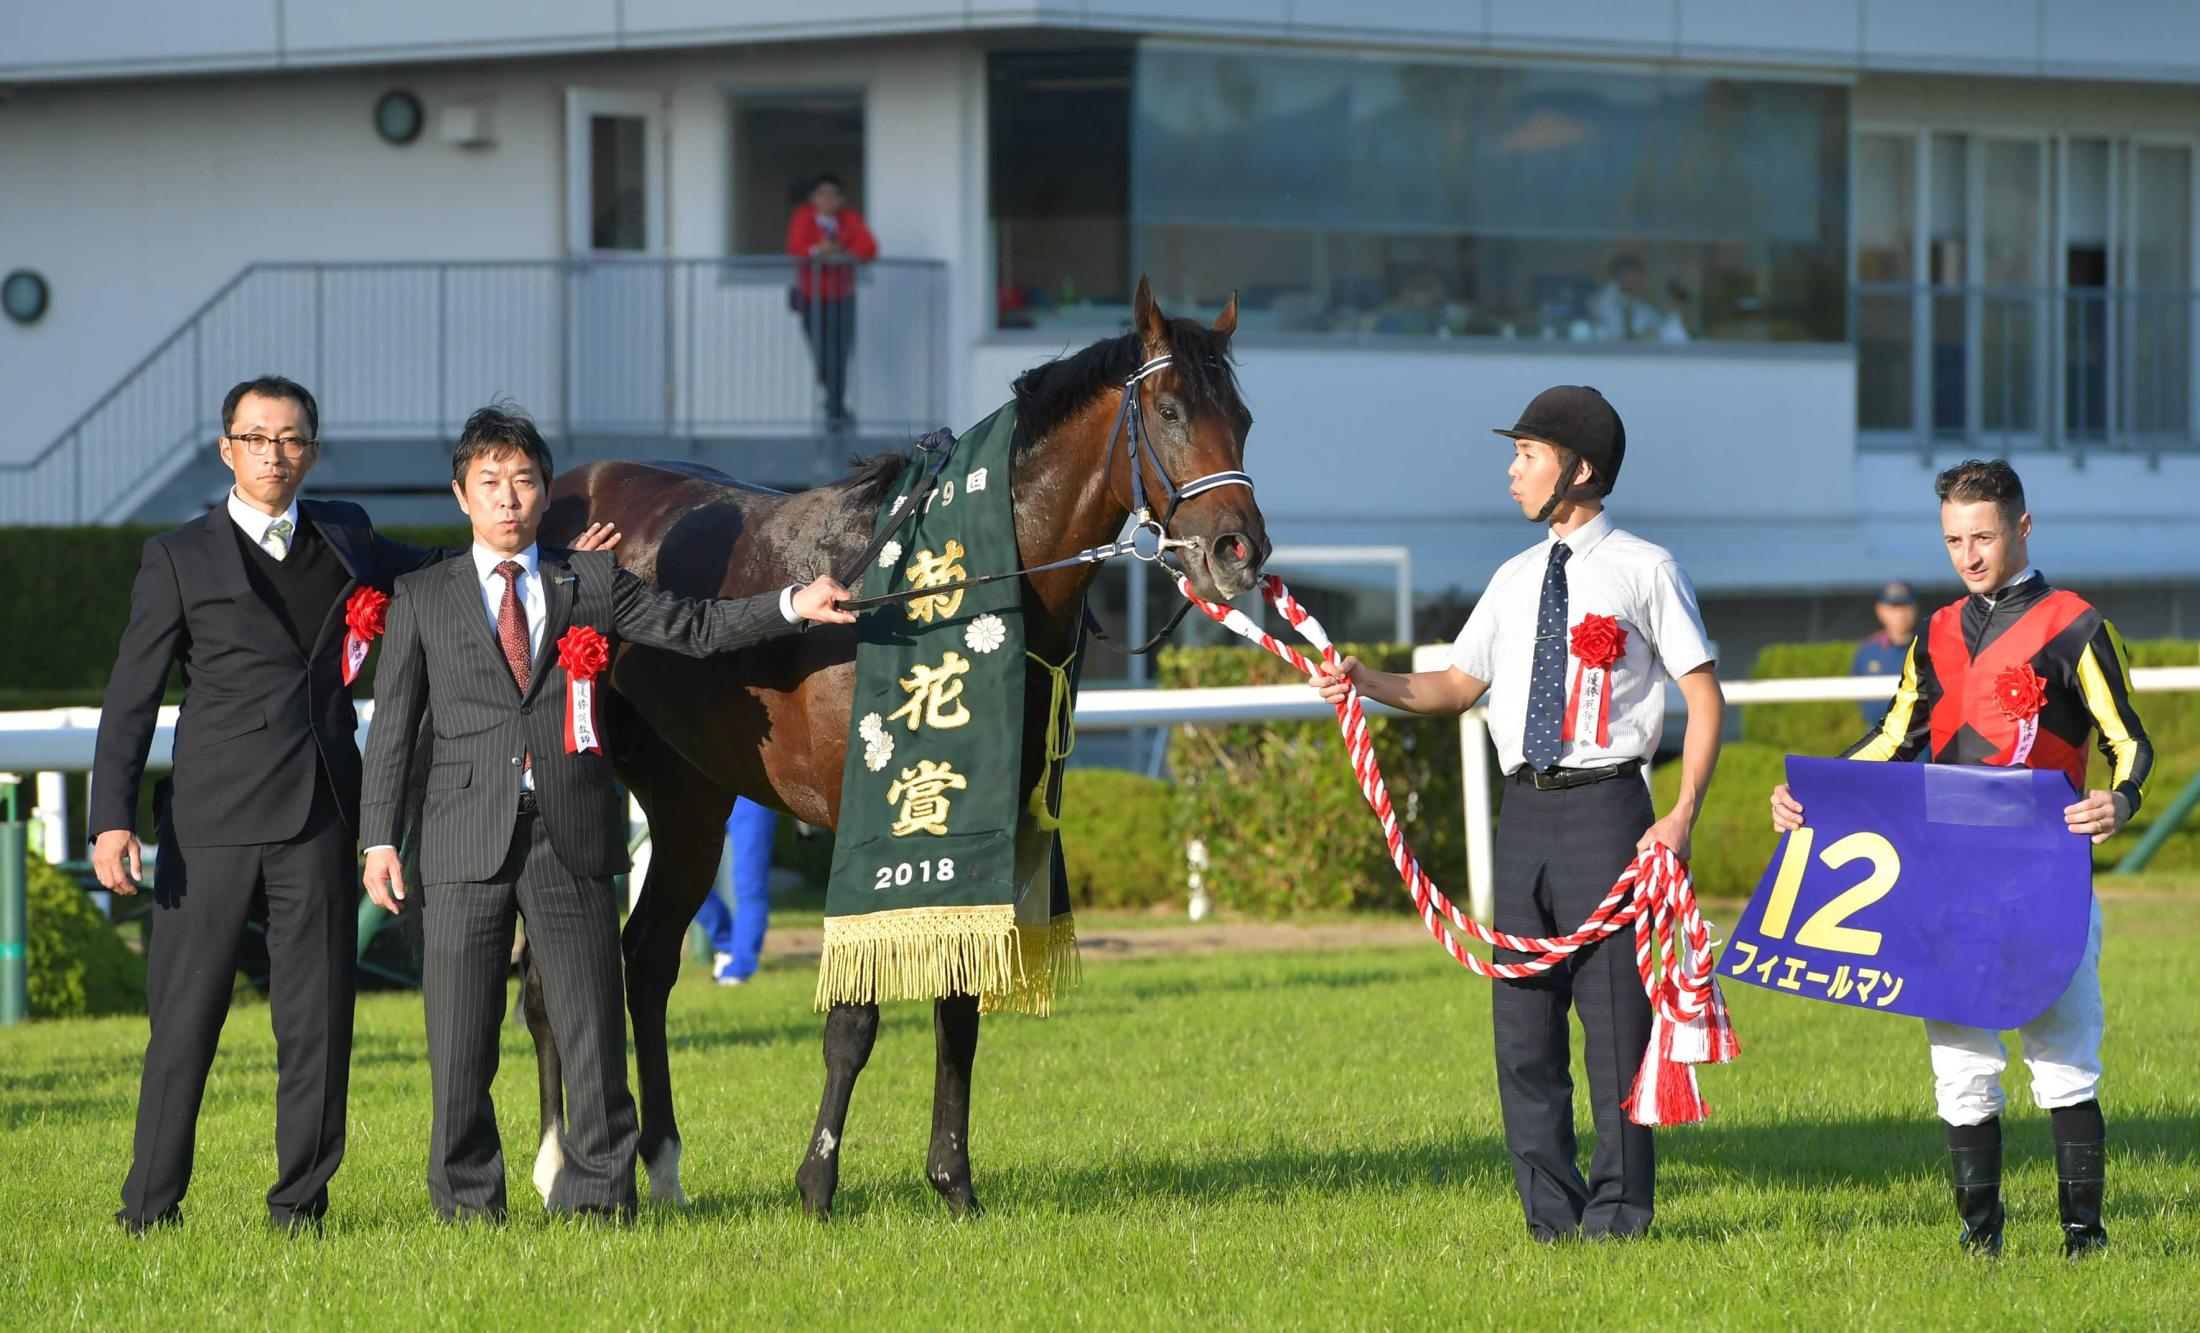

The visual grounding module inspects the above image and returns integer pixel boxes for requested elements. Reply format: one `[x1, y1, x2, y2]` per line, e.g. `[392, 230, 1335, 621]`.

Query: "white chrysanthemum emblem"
[858, 712, 885, 744]
[964, 614, 1007, 655]
[863, 730, 895, 773]
[877, 539, 903, 570]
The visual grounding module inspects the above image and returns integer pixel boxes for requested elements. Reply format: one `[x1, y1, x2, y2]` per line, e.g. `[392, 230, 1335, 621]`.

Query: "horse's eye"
[1159, 405, 1180, 423]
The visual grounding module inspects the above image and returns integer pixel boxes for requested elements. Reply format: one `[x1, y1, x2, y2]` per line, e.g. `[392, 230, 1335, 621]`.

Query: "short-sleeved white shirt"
[1448, 511, 1715, 775]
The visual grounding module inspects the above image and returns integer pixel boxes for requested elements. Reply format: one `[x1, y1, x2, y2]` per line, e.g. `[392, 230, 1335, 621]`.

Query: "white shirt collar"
[471, 541, 540, 584]
[1551, 509, 1614, 560]
[1986, 566, 2039, 598]
[226, 489, 300, 546]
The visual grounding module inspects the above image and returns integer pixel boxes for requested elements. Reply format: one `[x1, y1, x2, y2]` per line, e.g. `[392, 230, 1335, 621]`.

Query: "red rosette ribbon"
[557, 625, 612, 754]
[341, 586, 390, 685]
[1563, 614, 1628, 748]
[1993, 661, 2048, 765]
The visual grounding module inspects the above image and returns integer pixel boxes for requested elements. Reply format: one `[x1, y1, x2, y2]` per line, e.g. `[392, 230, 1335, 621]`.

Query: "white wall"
[0, 38, 978, 462]
[14, 0, 2200, 84]
[969, 338, 1862, 593]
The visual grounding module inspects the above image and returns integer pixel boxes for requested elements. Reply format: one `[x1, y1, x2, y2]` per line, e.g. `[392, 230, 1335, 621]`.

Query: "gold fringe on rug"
[816, 906, 1082, 1014]
[983, 914, 1082, 1017]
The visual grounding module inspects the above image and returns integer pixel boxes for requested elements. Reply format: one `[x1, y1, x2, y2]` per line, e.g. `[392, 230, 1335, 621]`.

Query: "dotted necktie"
[1521, 541, 1571, 772]
[262, 518, 293, 561]
[494, 561, 532, 693]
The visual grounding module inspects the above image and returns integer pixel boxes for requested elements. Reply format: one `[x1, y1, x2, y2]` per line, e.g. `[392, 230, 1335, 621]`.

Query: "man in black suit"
[91, 376, 618, 1236]
[359, 405, 853, 1221]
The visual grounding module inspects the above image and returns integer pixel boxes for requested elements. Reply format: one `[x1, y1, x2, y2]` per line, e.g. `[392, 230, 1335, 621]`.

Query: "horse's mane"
[1008, 318, 1247, 455]
[831, 318, 1243, 503]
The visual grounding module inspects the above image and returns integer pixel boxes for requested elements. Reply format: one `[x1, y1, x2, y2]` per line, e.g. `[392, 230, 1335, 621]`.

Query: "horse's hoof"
[795, 1152, 838, 1221]
[939, 1190, 984, 1222]
[645, 1140, 690, 1208]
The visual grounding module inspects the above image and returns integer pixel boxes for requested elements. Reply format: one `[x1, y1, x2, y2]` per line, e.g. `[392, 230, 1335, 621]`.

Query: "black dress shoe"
[560, 1202, 637, 1226]
[114, 1207, 182, 1236]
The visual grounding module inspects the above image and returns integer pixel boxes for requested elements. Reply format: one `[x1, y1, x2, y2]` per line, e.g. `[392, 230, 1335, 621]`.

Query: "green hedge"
[1057, 768, 1181, 910]
[1160, 642, 1469, 917]
[25, 849, 146, 1018]
[0, 523, 465, 700]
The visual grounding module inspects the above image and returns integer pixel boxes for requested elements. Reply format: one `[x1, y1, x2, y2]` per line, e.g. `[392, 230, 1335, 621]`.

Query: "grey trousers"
[420, 812, 638, 1218]
[1489, 771, 1658, 1240]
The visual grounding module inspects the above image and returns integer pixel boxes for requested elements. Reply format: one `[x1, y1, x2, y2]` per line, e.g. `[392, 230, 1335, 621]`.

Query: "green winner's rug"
[818, 402, 1079, 1015]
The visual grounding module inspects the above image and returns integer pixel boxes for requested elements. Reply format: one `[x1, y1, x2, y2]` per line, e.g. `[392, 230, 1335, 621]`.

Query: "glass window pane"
[1857, 134, 1915, 284]
[2128, 144, 2192, 435]
[1980, 141, 2041, 432]
[1857, 289, 1913, 430]
[2064, 139, 2111, 437]
[1929, 133, 1968, 285]
[589, 114, 647, 252]
[988, 48, 1133, 331]
[1019, 45, 1850, 342]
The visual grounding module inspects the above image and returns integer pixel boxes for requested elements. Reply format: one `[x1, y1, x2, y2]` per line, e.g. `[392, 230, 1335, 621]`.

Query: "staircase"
[1, 256, 948, 526]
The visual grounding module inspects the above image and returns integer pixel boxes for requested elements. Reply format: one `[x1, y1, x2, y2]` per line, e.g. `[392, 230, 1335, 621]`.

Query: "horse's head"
[1122, 276, 1270, 601]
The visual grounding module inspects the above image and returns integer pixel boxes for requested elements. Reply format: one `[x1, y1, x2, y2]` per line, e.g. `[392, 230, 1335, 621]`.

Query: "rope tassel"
[1176, 574, 1739, 1127]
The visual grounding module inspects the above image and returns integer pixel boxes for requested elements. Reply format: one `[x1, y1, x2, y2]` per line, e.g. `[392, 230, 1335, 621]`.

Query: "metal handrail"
[3, 255, 949, 527]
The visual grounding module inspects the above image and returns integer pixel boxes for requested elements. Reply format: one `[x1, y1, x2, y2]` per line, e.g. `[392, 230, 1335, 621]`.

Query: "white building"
[6, 1, 2200, 670]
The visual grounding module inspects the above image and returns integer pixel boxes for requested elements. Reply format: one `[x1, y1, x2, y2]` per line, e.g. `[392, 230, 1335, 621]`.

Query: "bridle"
[837, 352, 1257, 652]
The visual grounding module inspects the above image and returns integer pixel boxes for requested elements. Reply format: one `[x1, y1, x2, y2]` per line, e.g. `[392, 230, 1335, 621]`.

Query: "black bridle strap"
[1081, 595, 1196, 656]
[830, 427, 958, 592]
[837, 355, 1253, 645]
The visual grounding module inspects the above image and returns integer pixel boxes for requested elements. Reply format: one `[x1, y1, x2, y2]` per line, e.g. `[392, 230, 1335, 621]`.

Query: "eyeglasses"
[224, 433, 318, 457]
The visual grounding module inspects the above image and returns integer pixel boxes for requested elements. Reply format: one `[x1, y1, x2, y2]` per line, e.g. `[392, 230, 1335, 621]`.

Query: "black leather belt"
[516, 790, 541, 816]
[1513, 759, 1644, 791]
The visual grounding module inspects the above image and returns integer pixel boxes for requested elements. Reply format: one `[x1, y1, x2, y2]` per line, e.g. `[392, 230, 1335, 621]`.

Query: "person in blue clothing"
[1853, 580, 1919, 727]
[694, 798, 778, 986]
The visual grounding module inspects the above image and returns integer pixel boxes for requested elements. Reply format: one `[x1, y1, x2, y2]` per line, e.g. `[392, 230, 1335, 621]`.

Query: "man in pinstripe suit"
[359, 405, 853, 1221]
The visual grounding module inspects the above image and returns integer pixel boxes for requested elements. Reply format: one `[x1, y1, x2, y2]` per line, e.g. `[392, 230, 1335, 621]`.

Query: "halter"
[837, 352, 1258, 644]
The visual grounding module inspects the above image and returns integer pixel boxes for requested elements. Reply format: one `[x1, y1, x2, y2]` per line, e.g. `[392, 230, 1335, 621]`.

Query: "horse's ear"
[1133, 274, 1168, 353]
[1211, 291, 1239, 339]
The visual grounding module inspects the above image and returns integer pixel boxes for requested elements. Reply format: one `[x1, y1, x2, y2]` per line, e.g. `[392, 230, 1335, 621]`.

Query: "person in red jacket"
[785, 174, 878, 431]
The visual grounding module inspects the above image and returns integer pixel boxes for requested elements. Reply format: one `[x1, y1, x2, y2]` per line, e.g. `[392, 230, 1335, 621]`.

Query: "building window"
[987, 45, 1848, 342]
[1856, 130, 2194, 449]
[990, 48, 1133, 330]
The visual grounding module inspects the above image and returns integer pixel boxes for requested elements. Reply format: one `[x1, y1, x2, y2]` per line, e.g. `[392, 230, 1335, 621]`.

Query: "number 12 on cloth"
[1726, 756, 2093, 1030]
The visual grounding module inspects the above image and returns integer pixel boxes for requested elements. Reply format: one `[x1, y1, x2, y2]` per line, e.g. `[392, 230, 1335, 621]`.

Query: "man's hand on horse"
[1311, 655, 1360, 705]
[363, 847, 408, 914]
[2063, 789, 2130, 845]
[570, 521, 622, 553]
[91, 828, 144, 895]
[793, 576, 859, 625]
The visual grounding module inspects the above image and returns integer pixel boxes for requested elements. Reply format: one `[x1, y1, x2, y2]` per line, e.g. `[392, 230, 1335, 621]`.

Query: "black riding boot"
[2053, 1100, 2109, 1259]
[1946, 1118, 2004, 1257]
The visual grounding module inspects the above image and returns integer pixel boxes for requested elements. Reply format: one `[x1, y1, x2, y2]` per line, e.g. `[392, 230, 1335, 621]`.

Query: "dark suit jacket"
[90, 500, 432, 856]
[359, 547, 800, 884]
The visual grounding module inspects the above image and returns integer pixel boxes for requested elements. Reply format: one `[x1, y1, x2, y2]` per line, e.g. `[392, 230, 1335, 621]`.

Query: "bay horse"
[533, 279, 1268, 1217]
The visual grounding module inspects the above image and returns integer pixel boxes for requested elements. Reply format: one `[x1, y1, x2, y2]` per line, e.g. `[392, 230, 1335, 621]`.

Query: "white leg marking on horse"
[647, 1138, 689, 1207]
[532, 1127, 565, 1207]
[814, 1128, 838, 1159]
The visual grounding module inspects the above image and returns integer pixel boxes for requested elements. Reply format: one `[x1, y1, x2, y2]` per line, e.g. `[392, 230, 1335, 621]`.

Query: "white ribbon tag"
[568, 677, 601, 754]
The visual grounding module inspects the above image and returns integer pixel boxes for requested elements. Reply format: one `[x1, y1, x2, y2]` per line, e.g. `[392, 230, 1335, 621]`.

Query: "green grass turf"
[4, 895, 2197, 1329]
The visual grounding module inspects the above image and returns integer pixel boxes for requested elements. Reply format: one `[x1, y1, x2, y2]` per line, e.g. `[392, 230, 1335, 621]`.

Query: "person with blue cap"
[1854, 580, 1919, 727]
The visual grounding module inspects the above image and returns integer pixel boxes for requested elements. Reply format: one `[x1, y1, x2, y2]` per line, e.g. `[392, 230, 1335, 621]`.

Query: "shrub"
[1651, 741, 1789, 899]
[23, 849, 146, 1018]
[1057, 768, 1181, 910]
[1162, 642, 1470, 918]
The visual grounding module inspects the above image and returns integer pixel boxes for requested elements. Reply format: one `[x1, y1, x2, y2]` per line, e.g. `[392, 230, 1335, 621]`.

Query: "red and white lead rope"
[1176, 572, 1739, 1126]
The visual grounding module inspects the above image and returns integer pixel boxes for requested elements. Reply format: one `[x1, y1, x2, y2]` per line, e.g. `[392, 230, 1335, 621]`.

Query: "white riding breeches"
[1926, 896, 2105, 1127]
